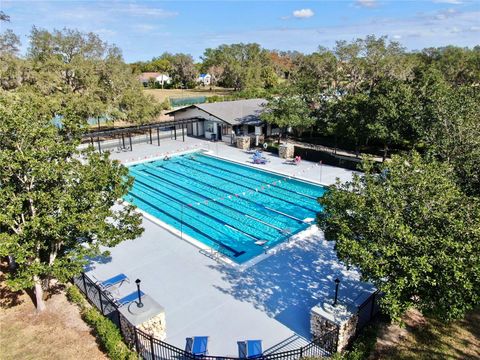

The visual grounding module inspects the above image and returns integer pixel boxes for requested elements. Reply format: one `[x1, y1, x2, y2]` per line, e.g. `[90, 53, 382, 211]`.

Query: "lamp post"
[135, 279, 144, 308]
[333, 278, 340, 306]
[319, 160, 323, 183]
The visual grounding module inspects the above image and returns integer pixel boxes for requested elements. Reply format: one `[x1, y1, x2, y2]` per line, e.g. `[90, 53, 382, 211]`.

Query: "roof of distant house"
[166, 98, 267, 126]
[138, 72, 170, 81]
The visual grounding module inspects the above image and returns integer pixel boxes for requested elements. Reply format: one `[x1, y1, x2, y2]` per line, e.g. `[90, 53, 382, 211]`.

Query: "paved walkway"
[88, 137, 373, 356]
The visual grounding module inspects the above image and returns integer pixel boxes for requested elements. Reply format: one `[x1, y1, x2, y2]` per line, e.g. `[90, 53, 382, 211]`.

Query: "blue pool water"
[125, 152, 326, 264]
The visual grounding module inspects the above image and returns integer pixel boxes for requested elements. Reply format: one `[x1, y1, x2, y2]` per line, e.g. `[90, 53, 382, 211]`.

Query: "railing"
[74, 272, 337, 359]
[356, 290, 381, 332]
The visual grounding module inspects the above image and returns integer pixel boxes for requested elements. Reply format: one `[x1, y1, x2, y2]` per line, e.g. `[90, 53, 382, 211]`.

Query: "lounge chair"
[253, 157, 267, 164]
[238, 340, 263, 358]
[185, 336, 209, 355]
[96, 273, 129, 290]
[285, 156, 301, 166]
[114, 290, 145, 307]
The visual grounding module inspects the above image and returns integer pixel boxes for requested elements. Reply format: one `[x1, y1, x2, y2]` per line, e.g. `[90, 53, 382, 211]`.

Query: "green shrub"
[66, 285, 86, 308]
[67, 284, 138, 360]
[83, 307, 137, 360]
[160, 98, 171, 110]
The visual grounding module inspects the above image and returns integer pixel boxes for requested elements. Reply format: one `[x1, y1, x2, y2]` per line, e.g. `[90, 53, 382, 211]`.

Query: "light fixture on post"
[333, 278, 340, 306]
[135, 279, 144, 308]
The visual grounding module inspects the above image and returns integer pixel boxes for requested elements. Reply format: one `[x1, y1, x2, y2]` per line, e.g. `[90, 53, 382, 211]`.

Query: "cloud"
[292, 9, 314, 19]
[355, 0, 378, 8]
[119, 4, 178, 18]
[132, 24, 157, 33]
[433, 0, 463, 4]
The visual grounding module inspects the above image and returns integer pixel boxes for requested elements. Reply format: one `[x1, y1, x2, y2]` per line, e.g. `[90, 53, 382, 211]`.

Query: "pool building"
[166, 98, 277, 143]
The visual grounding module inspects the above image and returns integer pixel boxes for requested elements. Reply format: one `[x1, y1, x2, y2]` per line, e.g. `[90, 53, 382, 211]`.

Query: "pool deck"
[87, 138, 374, 356]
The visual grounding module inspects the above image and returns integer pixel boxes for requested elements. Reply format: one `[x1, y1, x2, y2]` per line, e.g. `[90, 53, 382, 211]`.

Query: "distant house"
[197, 73, 212, 86]
[138, 72, 171, 87]
[166, 98, 275, 143]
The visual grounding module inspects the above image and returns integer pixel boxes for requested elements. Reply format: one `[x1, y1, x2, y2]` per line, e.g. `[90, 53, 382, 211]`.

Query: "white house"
[138, 72, 171, 87]
[166, 98, 274, 143]
[197, 73, 212, 86]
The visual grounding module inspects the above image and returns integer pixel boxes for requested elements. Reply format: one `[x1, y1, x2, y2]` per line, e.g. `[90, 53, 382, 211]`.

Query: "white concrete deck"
[87, 138, 373, 356]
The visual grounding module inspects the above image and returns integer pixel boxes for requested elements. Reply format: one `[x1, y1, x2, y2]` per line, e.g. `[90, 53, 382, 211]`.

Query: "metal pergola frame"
[82, 118, 203, 153]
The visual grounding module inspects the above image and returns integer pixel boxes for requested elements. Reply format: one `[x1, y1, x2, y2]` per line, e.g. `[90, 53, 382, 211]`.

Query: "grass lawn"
[144, 87, 234, 103]
[0, 268, 106, 360]
[372, 308, 480, 359]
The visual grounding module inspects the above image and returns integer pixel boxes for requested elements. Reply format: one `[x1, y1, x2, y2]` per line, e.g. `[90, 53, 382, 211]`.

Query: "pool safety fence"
[74, 272, 337, 359]
[356, 290, 382, 333]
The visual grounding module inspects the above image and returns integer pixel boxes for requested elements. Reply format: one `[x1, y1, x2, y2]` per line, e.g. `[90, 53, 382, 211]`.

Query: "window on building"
[205, 121, 214, 133]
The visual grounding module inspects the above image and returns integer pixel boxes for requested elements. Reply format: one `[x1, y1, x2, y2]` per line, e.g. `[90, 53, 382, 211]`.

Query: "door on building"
[217, 124, 222, 141]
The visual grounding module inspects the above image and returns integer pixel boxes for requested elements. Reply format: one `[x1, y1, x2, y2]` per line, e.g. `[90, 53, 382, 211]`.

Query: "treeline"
[261, 36, 480, 196]
[131, 43, 299, 91]
[0, 24, 161, 125]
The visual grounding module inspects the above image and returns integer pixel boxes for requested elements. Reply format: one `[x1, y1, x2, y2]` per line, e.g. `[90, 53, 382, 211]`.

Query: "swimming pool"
[125, 152, 326, 264]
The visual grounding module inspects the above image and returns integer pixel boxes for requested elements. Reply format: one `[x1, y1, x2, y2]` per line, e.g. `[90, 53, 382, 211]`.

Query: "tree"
[6, 27, 161, 124]
[0, 10, 9, 22]
[201, 43, 273, 90]
[169, 53, 197, 88]
[318, 152, 480, 322]
[413, 66, 480, 196]
[368, 78, 417, 160]
[261, 92, 316, 143]
[0, 92, 144, 311]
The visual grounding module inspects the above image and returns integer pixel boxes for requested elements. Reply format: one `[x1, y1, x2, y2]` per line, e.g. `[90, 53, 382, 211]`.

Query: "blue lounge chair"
[115, 290, 145, 307]
[252, 156, 267, 164]
[238, 340, 262, 359]
[185, 336, 209, 355]
[97, 273, 129, 290]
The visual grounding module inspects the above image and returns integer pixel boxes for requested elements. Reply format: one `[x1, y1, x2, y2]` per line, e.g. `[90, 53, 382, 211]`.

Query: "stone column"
[278, 143, 295, 159]
[236, 136, 251, 150]
[310, 302, 358, 353]
[119, 294, 166, 343]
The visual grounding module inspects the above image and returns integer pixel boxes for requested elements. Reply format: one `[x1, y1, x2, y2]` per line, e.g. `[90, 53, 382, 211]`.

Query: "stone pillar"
[119, 294, 166, 343]
[310, 302, 358, 353]
[278, 143, 295, 159]
[236, 136, 250, 150]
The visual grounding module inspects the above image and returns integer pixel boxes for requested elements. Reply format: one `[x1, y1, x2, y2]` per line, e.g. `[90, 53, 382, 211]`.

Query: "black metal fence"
[356, 290, 381, 332]
[73, 273, 338, 359]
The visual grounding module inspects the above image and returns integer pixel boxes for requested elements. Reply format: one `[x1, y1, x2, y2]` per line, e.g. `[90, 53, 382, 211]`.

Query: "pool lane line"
[183, 156, 319, 204]
[131, 168, 279, 243]
[191, 155, 320, 201]
[130, 183, 246, 258]
[180, 156, 320, 208]
[138, 165, 290, 235]
[161, 159, 318, 213]
[127, 190, 245, 258]
[131, 171, 269, 243]
[152, 161, 315, 223]
[141, 163, 304, 228]
[244, 215, 284, 232]
[264, 206, 306, 223]
[134, 166, 283, 240]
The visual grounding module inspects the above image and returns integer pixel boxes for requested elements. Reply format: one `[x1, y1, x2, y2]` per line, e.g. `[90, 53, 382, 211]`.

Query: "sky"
[1, 0, 479, 62]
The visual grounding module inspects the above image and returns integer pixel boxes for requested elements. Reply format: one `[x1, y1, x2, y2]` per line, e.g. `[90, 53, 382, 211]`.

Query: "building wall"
[173, 108, 222, 139]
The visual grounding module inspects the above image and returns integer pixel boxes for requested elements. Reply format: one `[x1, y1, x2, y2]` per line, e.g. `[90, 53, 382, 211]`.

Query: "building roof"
[138, 72, 161, 81]
[167, 98, 267, 126]
[138, 72, 170, 81]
